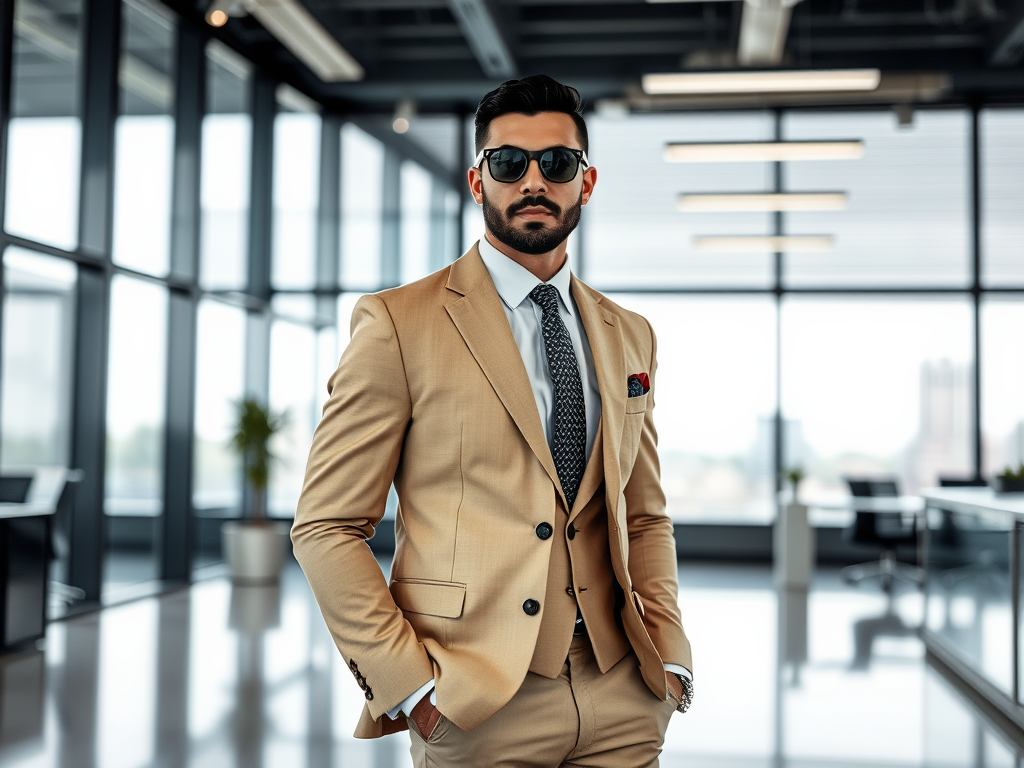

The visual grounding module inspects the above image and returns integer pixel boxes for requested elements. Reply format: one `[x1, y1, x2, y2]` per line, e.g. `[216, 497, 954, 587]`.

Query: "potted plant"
[784, 467, 806, 505]
[993, 464, 1024, 494]
[222, 397, 292, 582]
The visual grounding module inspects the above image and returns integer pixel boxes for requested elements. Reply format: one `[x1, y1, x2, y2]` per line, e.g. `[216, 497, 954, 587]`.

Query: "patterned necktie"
[529, 283, 587, 510]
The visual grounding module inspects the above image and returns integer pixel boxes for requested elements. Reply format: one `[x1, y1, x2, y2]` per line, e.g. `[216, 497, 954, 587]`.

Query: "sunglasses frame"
[474, 145, 590, 184]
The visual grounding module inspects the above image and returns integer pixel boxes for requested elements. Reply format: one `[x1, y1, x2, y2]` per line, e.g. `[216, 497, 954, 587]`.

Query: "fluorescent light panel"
[694, 235, 834, 252]
[678, 192, 847, 212]
[643, 69, 881, 95]
[664, 141, 864, 163]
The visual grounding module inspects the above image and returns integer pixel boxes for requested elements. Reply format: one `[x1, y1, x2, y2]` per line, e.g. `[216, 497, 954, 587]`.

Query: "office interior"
[1, 0, 1024, 765]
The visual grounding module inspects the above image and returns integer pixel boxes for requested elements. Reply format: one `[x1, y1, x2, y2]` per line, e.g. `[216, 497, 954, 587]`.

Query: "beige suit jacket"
[291, 244, 692, 739]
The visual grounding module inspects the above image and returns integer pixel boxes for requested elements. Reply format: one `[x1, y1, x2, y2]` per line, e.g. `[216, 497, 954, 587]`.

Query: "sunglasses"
[474, 146, 589, 184]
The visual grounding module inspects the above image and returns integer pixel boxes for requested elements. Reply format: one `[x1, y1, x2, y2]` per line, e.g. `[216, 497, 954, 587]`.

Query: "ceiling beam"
[445, 0, 516, 78]
[738, 0, 801, 67]
[990, 2, 1024, 65]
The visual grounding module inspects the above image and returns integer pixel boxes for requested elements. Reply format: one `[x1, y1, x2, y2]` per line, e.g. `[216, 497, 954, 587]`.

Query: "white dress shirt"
[388, 236, 689, 721]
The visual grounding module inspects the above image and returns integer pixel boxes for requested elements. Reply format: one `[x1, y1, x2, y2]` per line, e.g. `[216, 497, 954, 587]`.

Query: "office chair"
[49, 470, 86, 606]
[841, 478, 923, 592]
[0, 474, 33, 503]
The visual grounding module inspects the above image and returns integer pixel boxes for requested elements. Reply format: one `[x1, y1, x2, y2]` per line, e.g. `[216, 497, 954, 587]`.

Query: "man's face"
[469, 112, 597, 256]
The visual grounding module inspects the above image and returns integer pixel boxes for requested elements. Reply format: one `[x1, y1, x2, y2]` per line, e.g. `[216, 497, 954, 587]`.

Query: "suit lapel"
[445, 247, 565, 505]
[571, 277, 626, 520]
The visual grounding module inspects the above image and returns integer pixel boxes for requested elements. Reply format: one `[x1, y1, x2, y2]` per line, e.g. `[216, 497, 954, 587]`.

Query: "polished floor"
[1, 559, 1020, 768]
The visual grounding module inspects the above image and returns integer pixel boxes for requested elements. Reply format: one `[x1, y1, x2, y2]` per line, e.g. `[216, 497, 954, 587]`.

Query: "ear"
[581, 165, 597, 206]
[468, 166, 484, 205]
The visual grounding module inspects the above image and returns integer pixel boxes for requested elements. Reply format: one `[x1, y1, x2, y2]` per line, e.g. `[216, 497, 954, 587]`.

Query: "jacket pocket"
[625, 392, 649, 414]
[391, 579, 467, 618]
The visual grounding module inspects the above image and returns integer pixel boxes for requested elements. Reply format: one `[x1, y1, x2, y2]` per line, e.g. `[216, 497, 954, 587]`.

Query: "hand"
[665, 671, 683, 703]
[410, 689, 441, 739]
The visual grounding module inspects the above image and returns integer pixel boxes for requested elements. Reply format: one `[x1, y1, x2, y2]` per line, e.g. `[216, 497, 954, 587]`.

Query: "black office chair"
[841, 478, 923, 592]
[48, 470, 86, 606]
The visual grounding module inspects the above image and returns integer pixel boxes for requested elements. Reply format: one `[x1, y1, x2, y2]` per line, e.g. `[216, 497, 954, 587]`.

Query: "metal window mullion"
[316, 113, 341, 324]
[67, 0, 121, 602]
[159, 20, 205, 582]
[971, 103, 984, 480]
[381, 147, 400, 288]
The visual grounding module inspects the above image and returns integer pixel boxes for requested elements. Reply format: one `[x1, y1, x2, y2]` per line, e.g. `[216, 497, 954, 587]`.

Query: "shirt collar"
[477, 235, 576, 318]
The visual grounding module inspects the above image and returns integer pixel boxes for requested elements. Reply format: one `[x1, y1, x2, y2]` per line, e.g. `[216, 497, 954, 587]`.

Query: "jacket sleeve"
[291, 293, 434, 720]
[622, 318, 693, 676]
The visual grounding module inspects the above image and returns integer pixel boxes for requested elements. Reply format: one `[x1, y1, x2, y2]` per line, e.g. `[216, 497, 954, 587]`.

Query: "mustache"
[506, 196, 562, 218]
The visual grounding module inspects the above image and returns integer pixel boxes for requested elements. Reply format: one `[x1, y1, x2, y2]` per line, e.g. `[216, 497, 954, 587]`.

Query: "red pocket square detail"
[628, 372, 650, 394]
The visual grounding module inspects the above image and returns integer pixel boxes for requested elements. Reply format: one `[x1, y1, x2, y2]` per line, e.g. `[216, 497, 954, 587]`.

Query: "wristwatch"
[671, 673, 694, 714]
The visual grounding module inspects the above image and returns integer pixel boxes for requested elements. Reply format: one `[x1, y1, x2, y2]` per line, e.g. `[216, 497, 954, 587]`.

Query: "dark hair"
[474, 75, 588, 154]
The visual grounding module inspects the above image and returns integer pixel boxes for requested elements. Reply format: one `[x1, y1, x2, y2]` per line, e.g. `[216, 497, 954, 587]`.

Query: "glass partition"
[340, 124, 383, 290]
[981, 109, 1024, 288]
[272, 92, 321, 290]
[104, 275, 168, 594]
[585, 112, 776, 289]
[200, 41, 252, 290]
[610, 295, 777, 523]
[4, 0, 83, 251]
[111, 0, 176, 276]
[782, 110, 970, 288]
[0, 247, 77, 466]
[782, 297, 974, 500]
[981, 298, 1024, 478]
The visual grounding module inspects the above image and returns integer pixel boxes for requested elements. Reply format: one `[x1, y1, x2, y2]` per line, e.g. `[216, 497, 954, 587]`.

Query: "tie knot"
[529, 283, 560, 314]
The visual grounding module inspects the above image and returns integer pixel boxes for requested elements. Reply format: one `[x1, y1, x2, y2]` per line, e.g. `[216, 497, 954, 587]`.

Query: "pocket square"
[627, 372, 650, 397]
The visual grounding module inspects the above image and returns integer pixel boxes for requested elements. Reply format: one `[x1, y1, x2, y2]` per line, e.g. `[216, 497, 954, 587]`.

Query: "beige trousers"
[408, 636, 675, 767]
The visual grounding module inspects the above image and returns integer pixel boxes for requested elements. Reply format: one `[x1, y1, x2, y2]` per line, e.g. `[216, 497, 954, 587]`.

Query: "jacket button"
[567, 525, 576, 541]
[523, 599, 540, 616]
[536, 522, 553, 540]
[365, 690, 374, 701]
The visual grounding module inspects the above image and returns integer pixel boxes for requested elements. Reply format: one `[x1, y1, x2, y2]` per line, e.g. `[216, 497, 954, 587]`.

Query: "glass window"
[981, 298, 1024, 477]
[111, 0, 176, 276]
[585, 112, 776, 289]
[0, 247, 77, 466]
[200, 41, 252, 290]
[193, 299, 246, 515]
[400, 161, 432, 283]
[268, 320, 317, 518]
[402, 115, 460, 177]
[272, 91, 321, 289]
[783, 110, 970, 288]
[4, 0, 83, 251]
[610, 295, 777, 523]
[781, 297, 974, 500]
[340, 124, 383, 290]
[105, 276, 168, 592]
[981, 109, 1024, 288]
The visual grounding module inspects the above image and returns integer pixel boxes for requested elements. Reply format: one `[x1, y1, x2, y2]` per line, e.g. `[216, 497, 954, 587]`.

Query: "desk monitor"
[0, 474, 33, 503]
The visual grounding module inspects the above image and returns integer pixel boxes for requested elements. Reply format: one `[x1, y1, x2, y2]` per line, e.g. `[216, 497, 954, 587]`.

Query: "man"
[292, 75, 693, 767]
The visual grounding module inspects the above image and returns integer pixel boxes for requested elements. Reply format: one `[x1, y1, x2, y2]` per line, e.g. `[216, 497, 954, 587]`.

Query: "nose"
[518, 159, 548, 195]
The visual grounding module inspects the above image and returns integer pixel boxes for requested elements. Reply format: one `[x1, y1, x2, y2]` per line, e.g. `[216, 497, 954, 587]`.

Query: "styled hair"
[474, 75, 588, 154]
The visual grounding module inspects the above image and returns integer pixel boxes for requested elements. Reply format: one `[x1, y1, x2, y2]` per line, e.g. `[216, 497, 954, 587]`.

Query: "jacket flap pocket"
[625, 393, 648, 414]
[391, 579, 466, 618]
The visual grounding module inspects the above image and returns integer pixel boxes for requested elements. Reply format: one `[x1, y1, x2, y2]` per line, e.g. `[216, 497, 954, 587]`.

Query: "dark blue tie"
[529, 284, 587, 511]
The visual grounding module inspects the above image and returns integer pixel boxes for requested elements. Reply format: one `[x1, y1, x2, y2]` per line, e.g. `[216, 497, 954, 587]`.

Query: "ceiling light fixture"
[643, 69, 881, 95]
[205, 0, 238, 26]
[694, 235, 834, 252]
[392, 99, 416, 134]
[678, 192, 847, 212]
[664, 141, 864, 163]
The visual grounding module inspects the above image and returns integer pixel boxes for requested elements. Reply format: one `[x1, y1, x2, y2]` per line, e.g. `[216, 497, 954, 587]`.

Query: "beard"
[482, 190, 582, 256]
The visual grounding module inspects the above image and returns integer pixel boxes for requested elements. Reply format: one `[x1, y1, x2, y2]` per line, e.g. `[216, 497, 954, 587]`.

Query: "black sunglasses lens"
[540, 149, 579, 182]
[488, 148, 528, 182]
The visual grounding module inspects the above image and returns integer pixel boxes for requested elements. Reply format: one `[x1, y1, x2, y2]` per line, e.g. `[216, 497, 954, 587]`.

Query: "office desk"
[0, 502, 55, 653]
[919, 488, 1024, 730]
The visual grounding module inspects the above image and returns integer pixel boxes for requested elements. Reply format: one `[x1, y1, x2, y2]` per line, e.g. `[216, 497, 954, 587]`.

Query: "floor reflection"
[0, 561, 1021, 767]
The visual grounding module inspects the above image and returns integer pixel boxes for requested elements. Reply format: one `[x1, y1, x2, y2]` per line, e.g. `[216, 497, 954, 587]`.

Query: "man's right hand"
[410, 689, 441, 739]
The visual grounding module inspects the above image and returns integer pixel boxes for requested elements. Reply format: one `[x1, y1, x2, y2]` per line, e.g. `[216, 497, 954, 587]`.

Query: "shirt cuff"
[664, 663, 692, 681]
[386, 679, 435, 720]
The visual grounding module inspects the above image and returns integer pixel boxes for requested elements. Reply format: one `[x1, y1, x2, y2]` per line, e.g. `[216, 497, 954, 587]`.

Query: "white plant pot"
[222, 521, 291, 583]
[774, 502, 815, 588]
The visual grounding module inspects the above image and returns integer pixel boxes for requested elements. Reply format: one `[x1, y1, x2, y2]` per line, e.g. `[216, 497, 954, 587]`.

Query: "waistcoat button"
[567, 525, 576, 540]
